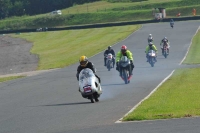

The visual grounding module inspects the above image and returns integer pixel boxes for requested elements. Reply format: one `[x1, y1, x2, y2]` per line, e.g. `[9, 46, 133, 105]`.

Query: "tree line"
[0, 0, 100, 19]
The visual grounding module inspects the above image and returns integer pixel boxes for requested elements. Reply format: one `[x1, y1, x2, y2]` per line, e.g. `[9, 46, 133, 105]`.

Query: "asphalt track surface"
[0, 21, 200, 133]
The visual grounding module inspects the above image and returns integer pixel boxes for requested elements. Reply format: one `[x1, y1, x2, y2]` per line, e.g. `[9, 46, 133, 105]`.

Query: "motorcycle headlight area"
[83, 85, 92, 93]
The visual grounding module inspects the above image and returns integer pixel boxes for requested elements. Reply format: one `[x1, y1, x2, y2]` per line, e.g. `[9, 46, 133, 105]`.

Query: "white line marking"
[179, 26, 200, 65]
[115, 70, 175, 123]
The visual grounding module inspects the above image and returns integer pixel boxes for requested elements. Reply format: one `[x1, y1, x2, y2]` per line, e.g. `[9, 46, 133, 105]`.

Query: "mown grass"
[0, 0, 199, 30]
[0, 76, 25, 83]
[11, 25, 141, 70]
[183, 29, 200, 64]
[123, 25, 200, 121]
[123, 68, 200, 121]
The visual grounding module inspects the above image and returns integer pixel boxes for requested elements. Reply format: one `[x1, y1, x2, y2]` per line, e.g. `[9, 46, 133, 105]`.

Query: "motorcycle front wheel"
[122, 68, 129, 84]
[107, 60, 111, 71]
[149, 57, 154, 67]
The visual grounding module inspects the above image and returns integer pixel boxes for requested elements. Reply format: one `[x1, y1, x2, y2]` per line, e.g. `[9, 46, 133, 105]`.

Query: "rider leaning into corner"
[145, 42, 158, 62]
[116, 45, 134, 78]
[160, 37, 170, 54]
[76, 56, 101, 88]
[104, 46, 115, 67]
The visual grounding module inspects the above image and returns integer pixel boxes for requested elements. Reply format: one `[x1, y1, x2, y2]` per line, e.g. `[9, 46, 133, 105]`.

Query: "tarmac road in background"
[0, 21, 199, 133]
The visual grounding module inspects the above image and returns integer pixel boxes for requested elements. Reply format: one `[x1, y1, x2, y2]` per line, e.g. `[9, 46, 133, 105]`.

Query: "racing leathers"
[116, 50, 134, 76]
[76, 62, 101, 83]
[145, 44, 158, 62]
[104, 49, 115, 67]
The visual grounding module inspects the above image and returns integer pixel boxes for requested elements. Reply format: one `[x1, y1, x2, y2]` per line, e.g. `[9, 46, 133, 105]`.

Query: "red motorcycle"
[163, 44, 169, 58]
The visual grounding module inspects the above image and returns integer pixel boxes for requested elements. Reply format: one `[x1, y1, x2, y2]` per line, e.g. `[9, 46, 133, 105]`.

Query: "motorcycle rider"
[160, 37, 170, 54]
[145, 42, 158, 62]
[76, 56, 101, 84]
[104, 46, 115, 67]
[116, 45, 134, 78]
[148, 34, 153, 43]
[170, 19, 174, 28]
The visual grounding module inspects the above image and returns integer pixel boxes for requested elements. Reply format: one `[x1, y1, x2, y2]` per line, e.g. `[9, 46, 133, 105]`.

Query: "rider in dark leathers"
[76, 56, 101, 83]
[104, 46, 115, 68]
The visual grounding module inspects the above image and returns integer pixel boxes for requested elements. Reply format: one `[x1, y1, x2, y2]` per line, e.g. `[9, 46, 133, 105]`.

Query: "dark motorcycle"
[119, 56, 132, 84]
[170, 22, 174, 28]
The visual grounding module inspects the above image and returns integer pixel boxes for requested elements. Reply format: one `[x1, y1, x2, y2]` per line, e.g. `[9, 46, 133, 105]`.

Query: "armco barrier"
[0, 16, 200, 34]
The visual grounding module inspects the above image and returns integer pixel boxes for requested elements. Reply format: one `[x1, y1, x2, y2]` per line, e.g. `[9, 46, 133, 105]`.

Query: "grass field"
[12, 25, 141, 70]
[123, 28, 200, 121]
[0, 0, 199, 30]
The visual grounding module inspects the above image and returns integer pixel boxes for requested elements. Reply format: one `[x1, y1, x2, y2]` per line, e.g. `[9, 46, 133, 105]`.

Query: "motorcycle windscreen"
[107, 53, 112, 59]
[148, 50, 156, 56]
[79, 68, 95, 93]
[120, 56, 130, 67]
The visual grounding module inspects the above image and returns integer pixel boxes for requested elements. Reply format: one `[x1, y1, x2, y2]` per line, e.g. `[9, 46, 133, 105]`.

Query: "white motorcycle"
[148, 50, 156, 67]
[79, 68, 102, 103]
[106, 53, 114, 71]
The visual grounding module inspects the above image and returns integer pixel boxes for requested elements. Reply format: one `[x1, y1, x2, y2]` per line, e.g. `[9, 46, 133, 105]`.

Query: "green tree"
[0, 0, 11, 18]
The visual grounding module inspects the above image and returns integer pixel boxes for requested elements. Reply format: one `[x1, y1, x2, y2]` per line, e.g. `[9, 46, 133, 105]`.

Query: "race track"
[0, 21, 200, 133]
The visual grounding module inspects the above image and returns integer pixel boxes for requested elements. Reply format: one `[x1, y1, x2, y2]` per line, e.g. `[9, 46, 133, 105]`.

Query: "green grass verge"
[11, 25, 141, 70]
[123, 68, 200, 121]
[123, 24, 200, 121]
[183, 29, 200, 64]
[0, 76, 25, 83]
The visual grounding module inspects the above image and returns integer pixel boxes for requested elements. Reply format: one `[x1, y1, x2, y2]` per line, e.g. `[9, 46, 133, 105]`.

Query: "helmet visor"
[121, 49, 126, 53]
[80, 61, 88, 66]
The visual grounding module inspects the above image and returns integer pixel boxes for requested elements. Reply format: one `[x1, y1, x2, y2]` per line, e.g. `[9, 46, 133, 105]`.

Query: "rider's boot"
[119, 70, 122, 77]
[104, 58, 106, 66]
[94, 98, 99, 102]
[146, 54, 149, 62]
[128, 75, 132, 81]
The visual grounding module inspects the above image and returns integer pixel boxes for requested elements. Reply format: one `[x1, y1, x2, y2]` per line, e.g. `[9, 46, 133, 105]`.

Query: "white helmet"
[164, 37, 167, 39]
[149, 34, 152, 37]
